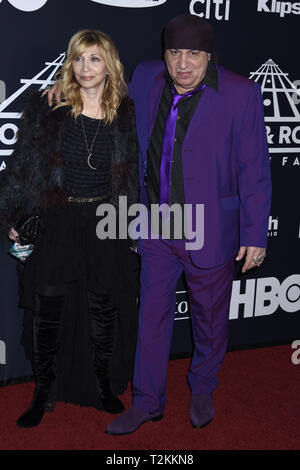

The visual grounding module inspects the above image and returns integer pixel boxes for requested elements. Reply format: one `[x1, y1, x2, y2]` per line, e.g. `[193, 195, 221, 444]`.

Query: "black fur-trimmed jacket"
[0, 91, 139, 237]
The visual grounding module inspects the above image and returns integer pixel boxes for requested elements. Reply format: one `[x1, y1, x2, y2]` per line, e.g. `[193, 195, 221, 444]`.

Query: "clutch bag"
[8, 215, 40, 262]
[16, 215, 40, 245]
[8, 242, 34, 262]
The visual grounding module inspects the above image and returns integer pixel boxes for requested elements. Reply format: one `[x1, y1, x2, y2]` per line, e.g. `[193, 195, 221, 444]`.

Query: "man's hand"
[236, 246, 266, 273]
[42, 83, 61, 106]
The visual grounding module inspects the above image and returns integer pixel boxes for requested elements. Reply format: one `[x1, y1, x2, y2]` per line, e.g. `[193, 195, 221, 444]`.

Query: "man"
[105, 14, 271, 435]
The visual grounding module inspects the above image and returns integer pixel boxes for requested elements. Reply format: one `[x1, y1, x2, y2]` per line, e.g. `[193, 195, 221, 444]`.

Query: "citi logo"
[257, 0, 300, 17]
[90, 0, 167, 7]
[190, 0, 231, 21]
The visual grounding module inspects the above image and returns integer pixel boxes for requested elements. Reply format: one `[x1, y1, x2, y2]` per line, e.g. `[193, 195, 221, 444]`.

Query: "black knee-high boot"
[17, 295, 64, 428]
[87, 289, 124, 414]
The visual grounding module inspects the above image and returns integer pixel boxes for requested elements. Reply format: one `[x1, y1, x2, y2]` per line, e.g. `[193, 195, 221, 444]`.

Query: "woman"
[0, 30, 139, 428]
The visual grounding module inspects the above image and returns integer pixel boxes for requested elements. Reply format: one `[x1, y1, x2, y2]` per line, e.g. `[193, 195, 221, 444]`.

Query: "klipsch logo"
[0, 0, 48, 11]
[0, 53, 65, 171]
[257, 0, 300, 17]
[190, 0, 231, 20]
[250, 59, 300, 167]
[90, 0, 167, 7]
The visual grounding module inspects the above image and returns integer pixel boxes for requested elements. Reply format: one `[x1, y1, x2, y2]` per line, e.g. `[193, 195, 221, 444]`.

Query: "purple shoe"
[190, 393, 214, 428]
[106, 406, 163, 435]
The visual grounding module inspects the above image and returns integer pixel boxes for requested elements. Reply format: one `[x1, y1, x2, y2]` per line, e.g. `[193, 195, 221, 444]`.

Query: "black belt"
[67, 194, 109, 203]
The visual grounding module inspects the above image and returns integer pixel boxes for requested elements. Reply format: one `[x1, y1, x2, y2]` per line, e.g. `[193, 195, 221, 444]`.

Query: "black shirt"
[146, 61, 218, 209]
[62, 114, 112, 198]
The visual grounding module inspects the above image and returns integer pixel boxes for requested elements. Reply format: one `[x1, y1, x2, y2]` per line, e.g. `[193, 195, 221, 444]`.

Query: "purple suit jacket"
[130, 60, 271, 268]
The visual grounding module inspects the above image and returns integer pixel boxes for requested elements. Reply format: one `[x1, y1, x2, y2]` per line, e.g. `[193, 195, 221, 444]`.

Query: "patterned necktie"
[159, 84, 206, 206]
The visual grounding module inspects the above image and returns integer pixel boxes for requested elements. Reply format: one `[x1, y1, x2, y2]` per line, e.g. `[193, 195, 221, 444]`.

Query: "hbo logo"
[230, 274, 300, 319]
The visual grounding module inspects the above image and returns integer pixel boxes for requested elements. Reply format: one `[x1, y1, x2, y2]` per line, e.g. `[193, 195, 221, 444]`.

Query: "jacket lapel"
[148, 71, 165, 138]
[183, 74, 220, 145]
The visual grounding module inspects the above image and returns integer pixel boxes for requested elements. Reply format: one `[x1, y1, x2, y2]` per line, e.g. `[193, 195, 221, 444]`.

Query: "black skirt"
[19, 200, 139, 408]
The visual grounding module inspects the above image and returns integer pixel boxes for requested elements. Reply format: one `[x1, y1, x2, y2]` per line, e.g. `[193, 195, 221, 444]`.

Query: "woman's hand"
[8, 227, 19, 242]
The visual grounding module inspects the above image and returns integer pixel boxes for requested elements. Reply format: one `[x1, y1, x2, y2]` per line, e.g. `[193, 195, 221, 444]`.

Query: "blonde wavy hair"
[55, 29, 128, 124]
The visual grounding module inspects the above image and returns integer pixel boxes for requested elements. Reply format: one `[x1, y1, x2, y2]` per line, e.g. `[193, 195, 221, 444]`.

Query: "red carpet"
[0, 345, 299, 450]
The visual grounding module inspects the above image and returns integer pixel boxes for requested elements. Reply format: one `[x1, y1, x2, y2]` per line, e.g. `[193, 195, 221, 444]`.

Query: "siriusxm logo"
[1, 0, 168, 11]
[90, 0, 167, 7]
[257, 0, 300, 17]
[0, 0, 48, 11]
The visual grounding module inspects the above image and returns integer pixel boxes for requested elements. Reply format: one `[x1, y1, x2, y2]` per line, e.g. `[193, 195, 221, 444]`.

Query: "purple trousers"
[133, 238, 235, 414]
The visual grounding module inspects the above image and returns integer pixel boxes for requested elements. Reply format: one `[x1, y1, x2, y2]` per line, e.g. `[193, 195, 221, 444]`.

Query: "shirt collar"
[164, 60, 218, 93]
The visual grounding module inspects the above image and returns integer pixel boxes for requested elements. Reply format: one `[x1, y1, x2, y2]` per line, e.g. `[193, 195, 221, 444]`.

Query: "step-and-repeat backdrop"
[0, 0, 299, 383]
